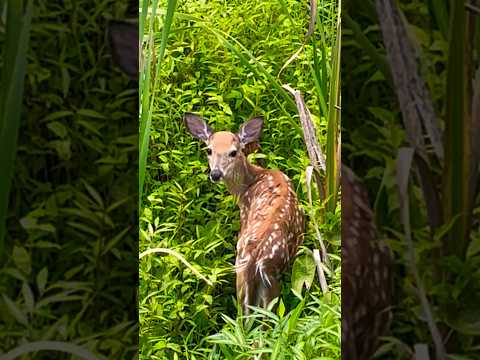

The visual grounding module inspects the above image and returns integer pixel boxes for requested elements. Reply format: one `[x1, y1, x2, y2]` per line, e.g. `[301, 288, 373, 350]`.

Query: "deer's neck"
[224, 156, 261, 197]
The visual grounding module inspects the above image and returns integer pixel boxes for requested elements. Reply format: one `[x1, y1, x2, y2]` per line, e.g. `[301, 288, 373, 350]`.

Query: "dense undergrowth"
[0, 0, 138, 358]
[139, 0, 341, 359]
[344, 0, 480, 358]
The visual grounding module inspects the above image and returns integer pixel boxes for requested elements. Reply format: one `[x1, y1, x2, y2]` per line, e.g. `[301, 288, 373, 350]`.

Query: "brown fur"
[342, 165, 392, 359]
[184, 114, 304, 313]
[235, 168, 304, 312]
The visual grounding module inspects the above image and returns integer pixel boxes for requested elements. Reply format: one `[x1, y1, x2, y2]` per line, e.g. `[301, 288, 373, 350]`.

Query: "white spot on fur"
[271, 244, 279, 255]
[259, 264, 271, 288]
[235, 255, 250, 272]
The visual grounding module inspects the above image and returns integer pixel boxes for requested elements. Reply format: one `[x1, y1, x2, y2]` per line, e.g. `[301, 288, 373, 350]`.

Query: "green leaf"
[47, 121, 69, 138]
[36, 267, 48, 294]
[448, 306, 480, 335]
[2, 294, 28, 326]
[81, 179, 104, 209]
[102, 227, 130, 256]
[277, 298, 285, 318]
[20, 216, 56, 233]
[12, 246, 31, 275]
[77, 108, 106, 119]
[21, 282, 34, 313]
[291, 253, 316, 294]
[48, 139, 71, 160]
[467, 232, 480, 258]
[41, 110, 74, 122]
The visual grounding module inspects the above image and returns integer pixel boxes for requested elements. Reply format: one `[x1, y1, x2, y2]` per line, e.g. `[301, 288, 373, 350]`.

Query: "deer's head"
[184, 113, 263, 184]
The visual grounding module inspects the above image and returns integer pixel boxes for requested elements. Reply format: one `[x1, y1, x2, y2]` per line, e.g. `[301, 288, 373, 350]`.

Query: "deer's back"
[237, 169, 304, 275]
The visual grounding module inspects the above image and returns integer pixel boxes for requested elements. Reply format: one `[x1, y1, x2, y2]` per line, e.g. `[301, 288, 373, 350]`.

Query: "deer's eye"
[207, 148, 212, 156]
[229, 150, 237, 158]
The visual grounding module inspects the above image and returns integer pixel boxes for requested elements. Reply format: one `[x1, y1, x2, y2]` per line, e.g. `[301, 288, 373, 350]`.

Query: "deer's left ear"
[184, 113, 214, 142]
[108, 20, 138, 81]
[237, 117, 263, 147]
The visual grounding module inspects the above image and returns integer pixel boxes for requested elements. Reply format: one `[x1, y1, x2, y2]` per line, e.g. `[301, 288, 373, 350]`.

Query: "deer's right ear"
[184, 113, 213, 142]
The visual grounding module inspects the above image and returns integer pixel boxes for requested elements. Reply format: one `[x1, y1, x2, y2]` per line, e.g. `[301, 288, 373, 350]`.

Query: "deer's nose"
[210, 169, 223, 182]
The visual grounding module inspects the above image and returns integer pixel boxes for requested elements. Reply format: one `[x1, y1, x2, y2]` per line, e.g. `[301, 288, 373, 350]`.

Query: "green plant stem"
[0, 0, 32, 263]
[442, 0, 472, 258]
[325, 0, 341, 213]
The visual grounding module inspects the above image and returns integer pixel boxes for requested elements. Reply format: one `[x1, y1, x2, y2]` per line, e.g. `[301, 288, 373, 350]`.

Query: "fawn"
[185, 113, 305, 314]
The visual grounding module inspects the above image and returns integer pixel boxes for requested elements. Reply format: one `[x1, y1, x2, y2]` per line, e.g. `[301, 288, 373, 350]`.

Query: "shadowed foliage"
[343, 0, 480, 358]
[0, 0, 138, 358]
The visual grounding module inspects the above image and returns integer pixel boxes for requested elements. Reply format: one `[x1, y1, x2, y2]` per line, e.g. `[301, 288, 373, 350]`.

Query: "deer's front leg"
[235, 233, 255, 313]
[235, 267, 254, 314]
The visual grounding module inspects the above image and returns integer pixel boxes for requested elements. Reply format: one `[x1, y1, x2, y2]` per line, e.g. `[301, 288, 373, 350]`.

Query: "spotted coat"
[235, 169, 304, 311]
[342, 165, 392, 359]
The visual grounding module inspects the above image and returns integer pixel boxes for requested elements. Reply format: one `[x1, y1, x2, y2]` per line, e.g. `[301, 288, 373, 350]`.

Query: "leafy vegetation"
[139, 0, 341, 358]
[343, 0, 480, 358]
[0, 0, 137, 358]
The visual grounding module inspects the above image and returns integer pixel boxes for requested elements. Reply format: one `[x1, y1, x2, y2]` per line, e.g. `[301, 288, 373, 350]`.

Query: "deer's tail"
[237, 259, 281, 314]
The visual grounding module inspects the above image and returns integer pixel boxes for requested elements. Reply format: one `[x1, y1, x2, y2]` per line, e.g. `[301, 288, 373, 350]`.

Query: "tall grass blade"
[139, 0, 177, 209]
[139, 0, 155, 209]
[427, 0, 448, 39]
[139, 0, 148, 44]
[325, 0, 340, 213]
[471, 68, 480, 203]
[310, 41, 327, 117]
[396, 147, 446, 360]
[0, 0, 32, 261]
[442, 0, 471, 256]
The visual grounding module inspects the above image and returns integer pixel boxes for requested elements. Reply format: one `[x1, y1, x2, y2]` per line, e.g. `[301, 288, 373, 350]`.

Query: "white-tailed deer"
[185, 113, 305, 313]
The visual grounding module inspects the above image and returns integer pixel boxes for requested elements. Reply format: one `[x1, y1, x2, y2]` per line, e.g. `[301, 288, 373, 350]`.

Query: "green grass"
[139, 0, 340, 358]
[0, 1, 137, 358]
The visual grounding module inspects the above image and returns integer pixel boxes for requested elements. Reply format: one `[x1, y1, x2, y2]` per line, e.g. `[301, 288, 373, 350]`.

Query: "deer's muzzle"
[209, 169, 223, 182]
